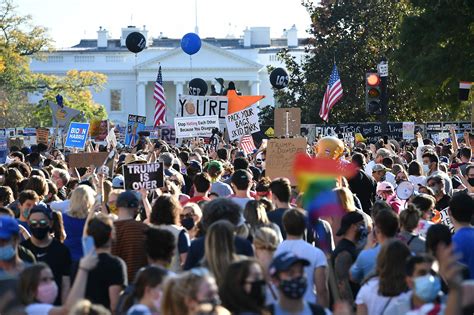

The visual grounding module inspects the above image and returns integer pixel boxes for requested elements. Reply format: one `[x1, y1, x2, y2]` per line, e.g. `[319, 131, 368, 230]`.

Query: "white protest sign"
[402, 122, 415, 140]
[225, 105, 260, 141]
[174, 115, 220, 138]
[177, 95, 228, 127]
[439, 207, 455, 233]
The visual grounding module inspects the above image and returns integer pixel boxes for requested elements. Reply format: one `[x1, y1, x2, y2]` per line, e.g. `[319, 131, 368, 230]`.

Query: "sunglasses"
[29, 219, 49, 228]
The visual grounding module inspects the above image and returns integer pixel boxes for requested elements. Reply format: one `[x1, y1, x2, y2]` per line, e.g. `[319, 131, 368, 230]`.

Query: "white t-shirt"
[365, 160, 376, 176]
[408, 175, 427, 192]
[49, 200, 70, 213]
[26, 303, 54, 315]
[274, 239, 328, 303]
[356, 278, 410, 315]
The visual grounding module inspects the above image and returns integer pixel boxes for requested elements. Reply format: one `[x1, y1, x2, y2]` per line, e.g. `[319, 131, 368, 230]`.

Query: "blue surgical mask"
[414, 274, 441, 302]
[423, 164, 431, 174]
[0, 244, 15, 261]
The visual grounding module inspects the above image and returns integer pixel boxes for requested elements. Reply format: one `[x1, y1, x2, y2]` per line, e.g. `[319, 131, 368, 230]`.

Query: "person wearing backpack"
[266, 252, 328, 315]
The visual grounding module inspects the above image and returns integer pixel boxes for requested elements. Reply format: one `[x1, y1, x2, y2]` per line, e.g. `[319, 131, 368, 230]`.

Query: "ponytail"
[51, 210, 66, 243]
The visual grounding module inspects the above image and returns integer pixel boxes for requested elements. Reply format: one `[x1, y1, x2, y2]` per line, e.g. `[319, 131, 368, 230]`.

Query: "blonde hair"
[336, 187, 356, 212]
[68, 185, 96, 218]
[204, 220, 239, 286]
[161, 269, 211, 315]
[244, 200, 270, 227]
[183, 202, 202, 220]
[253, 226, 279, 251]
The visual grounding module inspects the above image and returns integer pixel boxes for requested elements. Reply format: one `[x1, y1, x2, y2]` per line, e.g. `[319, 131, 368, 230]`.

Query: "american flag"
[240, 135, 256, 155]
[319, 64, 343, 122]
[153, 66, 166, 127]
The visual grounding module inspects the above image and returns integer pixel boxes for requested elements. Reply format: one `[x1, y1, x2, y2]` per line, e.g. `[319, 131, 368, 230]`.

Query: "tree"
[0, 0, 107, 128]
[274, 0, 449, 123]
[396, 0, 474, 117]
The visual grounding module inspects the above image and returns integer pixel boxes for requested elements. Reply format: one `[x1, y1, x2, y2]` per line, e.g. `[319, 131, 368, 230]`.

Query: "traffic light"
[366, 72, 382, 115]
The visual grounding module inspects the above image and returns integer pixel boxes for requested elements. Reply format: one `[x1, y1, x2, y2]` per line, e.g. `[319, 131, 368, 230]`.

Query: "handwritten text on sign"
[123, 162, 164, 190]
[225, 106, 260, 141]
[174, 116, 220, 138]
[265, 138, 307, 184]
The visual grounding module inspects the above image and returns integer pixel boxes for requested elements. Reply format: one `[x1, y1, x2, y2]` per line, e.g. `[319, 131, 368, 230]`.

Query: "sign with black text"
[225, 105, 260, 141]
[177, 95, 228, 127]
[174, 115, 220, 138]
[123, 162, 164, 190]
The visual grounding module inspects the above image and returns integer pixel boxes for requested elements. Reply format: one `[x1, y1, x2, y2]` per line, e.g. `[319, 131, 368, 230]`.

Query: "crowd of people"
[0, 127, 473, 315]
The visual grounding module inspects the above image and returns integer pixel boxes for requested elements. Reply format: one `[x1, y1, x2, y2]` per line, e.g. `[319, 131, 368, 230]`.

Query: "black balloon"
[126, 32, 146, 53]
[270, 68, 289, 89]
[189, 78, 208, 96]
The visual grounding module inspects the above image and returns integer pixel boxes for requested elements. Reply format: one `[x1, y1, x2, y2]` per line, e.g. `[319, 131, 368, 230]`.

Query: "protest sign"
[65, 122, 90, 150]
[6, 128, 15, 137]
[266, 138, 307, 184]
[90, 119, 109, 142]
[36, 128, 50, 144]
[225, 106, 260, 141]
[67, 152, 109, 169]
[439, 207, 455, 233]
[274, 108, 301, 137]
[0, 137, 7, 164]
[125, 115, 146, 147]
[7, 138, 24, 149]
[157, 126, 176, 145]
[177, 95, 228, 127]
[123, 162, 164, 190]
[175, 116, 220, 138]
[402, 122, 415, 140]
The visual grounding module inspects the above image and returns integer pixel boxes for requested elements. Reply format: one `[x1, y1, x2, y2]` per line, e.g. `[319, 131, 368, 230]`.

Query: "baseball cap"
[112, 175, 124, 189]
[188, 160, 203, 172]
[373, 164, 390, 172]
[336, 211, 364, 236]
[269, 252, 310, 277]
[376, 181, 394, 192]
[116, 191, 141, 209]
[159, 152, 174, 166]
[29, 204, 53, 220]
[0, 216, 19, 239]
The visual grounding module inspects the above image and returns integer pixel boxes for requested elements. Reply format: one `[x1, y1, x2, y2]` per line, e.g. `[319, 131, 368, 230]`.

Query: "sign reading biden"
[65, 122, 90, 150]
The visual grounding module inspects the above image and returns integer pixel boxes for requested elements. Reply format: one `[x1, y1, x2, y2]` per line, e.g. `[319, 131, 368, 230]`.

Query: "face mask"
[22, 208, 31, 219]
[279, 276, 307, 300]
[423, 164, 431, 174]
[152, 295, 162, 311]
[380, 175, 386, 182]
[181, 217, 195, 230]
[0, 244, 15, 261]
[430, 185, 440, 195]
[468, 178, 474, 187]
[4, 156, 14, 165]
[30, 226, 49, 240]
[247, 280, 267, 305]
[414, 274, 441, 302]
[36, 281, 58, 304]
[357, 225, 368, 241]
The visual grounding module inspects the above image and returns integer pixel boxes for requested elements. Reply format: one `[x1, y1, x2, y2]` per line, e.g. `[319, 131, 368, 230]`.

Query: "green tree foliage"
[0, 0, 107, 128]
[275, 0, 471, 123]
[396, 0, 474, 117]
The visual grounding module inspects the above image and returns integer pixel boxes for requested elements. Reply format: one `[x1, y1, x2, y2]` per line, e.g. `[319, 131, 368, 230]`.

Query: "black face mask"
[468, 178, 474, 187]
[181, 217, 195, 230]
[247, 280, 267, 306]
[30, 226, 49, 240]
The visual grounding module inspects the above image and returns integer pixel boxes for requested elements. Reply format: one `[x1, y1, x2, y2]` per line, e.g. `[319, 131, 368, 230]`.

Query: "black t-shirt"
[78, 253, 128, 309]
[331, 238, 360, 298]
[436, 194, 451, 211]
[348, 170, 376, 215]
[21, 238, 72, 305]
[267, 208, 289, 239]
[18, 245, 36, 264]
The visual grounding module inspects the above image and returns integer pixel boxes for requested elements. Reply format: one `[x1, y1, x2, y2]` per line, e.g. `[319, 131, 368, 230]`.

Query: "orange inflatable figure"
[314, 136, 345, 160]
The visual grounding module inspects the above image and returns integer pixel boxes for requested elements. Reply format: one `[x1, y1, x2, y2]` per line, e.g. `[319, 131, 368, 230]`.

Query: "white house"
[29, 25, 307, 126]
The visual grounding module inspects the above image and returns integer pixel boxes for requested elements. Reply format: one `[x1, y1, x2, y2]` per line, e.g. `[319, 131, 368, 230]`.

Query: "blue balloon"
[181, 33, 201, 55]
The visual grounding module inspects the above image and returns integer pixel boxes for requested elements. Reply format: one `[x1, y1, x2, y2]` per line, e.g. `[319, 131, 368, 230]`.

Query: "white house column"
[249, 80, 261, 107]
[175, 81, 184, 99]
[137, 81, 146, 117]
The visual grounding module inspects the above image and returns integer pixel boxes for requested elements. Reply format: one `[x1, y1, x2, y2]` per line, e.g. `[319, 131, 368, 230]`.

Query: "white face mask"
[423, 164, 430, 174]
[4, 156, 14, 165]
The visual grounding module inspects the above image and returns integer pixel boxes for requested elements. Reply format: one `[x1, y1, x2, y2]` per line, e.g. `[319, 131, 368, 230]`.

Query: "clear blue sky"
[15, 0, 312, 48]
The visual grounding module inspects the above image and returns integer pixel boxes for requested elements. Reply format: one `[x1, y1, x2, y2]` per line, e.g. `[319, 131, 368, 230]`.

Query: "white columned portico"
[249, 80, 260, 95]
[137, 81, 147, 117]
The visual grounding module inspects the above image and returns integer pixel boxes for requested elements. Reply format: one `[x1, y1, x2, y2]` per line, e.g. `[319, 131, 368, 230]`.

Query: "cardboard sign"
[65, 122, 90, 149]
[125, 114, 146, 147]
[402, 122, 415, 140]
[265, 138, 307, 184]
[36, 128, 50, 144]
[177, 95, 228, 127]
[67, 152, 109, 169]
[123, 162, 164, 190]
[175, 115, 220, 138]
[274, 108, 301, 137]
[225, 106, 260, 141]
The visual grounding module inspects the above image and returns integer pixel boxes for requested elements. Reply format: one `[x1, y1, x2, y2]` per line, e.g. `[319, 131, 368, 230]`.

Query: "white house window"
[47, 56, 63, 63]
[106, 55, 125, 63]
[110, 89, 122, 112]
[269, 54, 277, 62]
[74, 55, 95, 63]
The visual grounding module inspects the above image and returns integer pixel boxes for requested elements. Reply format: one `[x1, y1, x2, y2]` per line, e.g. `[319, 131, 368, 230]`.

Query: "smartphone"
[82, 236, 96, 256]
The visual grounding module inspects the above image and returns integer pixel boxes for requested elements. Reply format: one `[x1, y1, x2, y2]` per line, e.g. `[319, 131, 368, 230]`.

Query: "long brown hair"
[376, 239, 411, 296]
[204, 220, 238, 286]
[19, 263, 49, 305]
